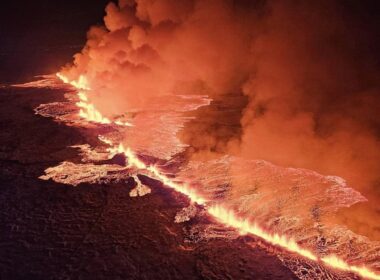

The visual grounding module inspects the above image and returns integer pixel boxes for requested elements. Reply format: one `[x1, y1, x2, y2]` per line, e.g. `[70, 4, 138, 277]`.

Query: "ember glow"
[56, 72, 380, 280]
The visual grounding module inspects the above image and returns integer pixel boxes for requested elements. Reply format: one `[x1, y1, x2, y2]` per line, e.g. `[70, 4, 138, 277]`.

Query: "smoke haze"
[61, 0, 380, 239]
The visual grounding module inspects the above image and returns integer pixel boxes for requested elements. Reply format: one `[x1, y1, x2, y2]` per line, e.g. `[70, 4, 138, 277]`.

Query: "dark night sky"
[0, 0, 379, 83]
[0, 0, 112, 83]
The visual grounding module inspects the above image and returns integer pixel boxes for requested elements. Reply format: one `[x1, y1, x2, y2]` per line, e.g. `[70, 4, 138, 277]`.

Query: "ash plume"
[60, 0, 380, 239]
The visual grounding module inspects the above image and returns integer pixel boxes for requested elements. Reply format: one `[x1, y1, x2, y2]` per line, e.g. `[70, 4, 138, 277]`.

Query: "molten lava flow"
[321, 255, 380, 280]
[209, 205, 380, 280]
[102, 139, 206, 205]
[208, 205, 317, 260]
[57, 72, 380, 280]
[102, 136, 380, 279]
[56, 73, 132, 126]
[56, 73, 90, 90]
[76, 91, 112, 125]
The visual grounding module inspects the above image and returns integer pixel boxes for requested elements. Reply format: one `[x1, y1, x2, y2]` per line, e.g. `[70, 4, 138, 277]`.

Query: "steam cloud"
[61, 0, 380, 239]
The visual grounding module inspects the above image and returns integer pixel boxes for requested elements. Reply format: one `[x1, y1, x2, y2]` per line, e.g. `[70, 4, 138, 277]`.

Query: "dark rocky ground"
[0, 86, 299, 279]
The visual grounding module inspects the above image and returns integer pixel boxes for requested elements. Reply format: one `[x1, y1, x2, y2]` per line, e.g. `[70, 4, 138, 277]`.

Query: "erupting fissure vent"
[55, 73, 380, 280]
[56, 73, 132, 126]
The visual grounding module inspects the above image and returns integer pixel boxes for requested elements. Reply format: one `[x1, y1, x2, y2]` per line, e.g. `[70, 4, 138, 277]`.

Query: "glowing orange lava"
[103, 139, 206, 205]
[56, 73, 132, 126]
[57, 72, 380, 280]
[208, 205, 317, 260]
[321, 255, 380, 280]
[209, 205, 380, 280]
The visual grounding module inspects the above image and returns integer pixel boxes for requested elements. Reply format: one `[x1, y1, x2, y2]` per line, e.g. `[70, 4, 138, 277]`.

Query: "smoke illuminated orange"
[57, 72, 380, 280]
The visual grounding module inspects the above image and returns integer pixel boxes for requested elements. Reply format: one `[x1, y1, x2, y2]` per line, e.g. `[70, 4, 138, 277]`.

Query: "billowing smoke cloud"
[61, 0, 379, 238]
[62, 0, 256, 113]
[237, 0, 380, 239]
